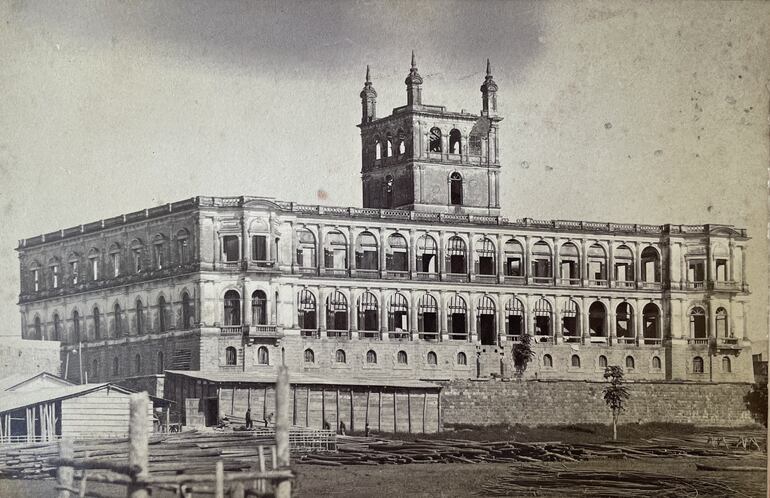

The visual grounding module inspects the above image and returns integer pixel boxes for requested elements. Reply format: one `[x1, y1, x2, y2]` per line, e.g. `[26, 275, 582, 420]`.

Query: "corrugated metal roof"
[165, 370, 441, 390]
[0, 383, 135, 414]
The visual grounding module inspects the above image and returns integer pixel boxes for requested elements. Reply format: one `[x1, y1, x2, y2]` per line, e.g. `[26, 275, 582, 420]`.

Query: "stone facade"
[0, 337, 61, 378]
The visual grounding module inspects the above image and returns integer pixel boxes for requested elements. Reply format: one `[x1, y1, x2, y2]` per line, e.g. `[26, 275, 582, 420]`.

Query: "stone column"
[552, 237, 560, 286]
[348, 227, 356, 273]
[317, 224, 326, 275]
[438, 230, 446, 279]
[580, 296, 589, 344]
[553, 296, 562, 344]
[524, 236, 532, 285]
[409, 229, 417, 277]
[379, 227, 387, 277]
[318, 288, 327, 333]
[634, 298, 642, 345]
[379, 289, 388, 340]
[580, 239, 588, 287]
[496, 233, 505, 283]
[439, 290, 448, 341]
[707, 300, 715, 339]
[468, 293, 476, 343]
[497, 293, 506, 344]
[608, 242, 615, 287]
[468, 233, 476, 282]
[350, 289, 358, 340]
[608, 297, 616, 345]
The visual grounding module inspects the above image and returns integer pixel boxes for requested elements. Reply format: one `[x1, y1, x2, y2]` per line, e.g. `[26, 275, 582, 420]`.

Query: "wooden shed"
[165, 370, 443, 434]
[0, 383, 153, 444]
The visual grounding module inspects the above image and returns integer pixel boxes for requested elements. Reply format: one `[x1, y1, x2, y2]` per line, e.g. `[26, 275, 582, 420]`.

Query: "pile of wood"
[297, 435, 756, 466]
[480, 465, 746, 497]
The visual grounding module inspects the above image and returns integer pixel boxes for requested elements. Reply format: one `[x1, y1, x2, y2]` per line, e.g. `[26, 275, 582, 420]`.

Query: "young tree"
[602, 365, 630, 441]
[512, 333, 536, 378]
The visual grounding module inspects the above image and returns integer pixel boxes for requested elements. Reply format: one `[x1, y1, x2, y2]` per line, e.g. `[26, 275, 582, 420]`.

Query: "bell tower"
[359, 55, 502, 216]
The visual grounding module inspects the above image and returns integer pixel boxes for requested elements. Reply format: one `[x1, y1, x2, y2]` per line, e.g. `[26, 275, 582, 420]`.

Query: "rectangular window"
[478, 256, 494, 275]
[688, 260, 705, 283]
[90, 258, 99, 281]
[506, 257, 521, 276]
[133, 251, 142, 272]
[533, 258, 551, 278]
[154, 245, 163, 269]
[52, 265, 59, 288]
[111, 253, 120, 277]
[223, 236, 240, 262]
[252, 235, 267, 261]
[177, 239, 188, 264]
[715, 259, 727, 281]
[71, 261, 79, 284]
[32, 269, 39, 291]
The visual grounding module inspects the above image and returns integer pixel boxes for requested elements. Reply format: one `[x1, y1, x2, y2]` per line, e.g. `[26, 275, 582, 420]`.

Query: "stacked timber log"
[297, 435, 761, 466]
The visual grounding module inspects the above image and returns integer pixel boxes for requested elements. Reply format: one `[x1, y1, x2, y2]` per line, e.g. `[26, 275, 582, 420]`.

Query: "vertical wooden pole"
[257, 445, 266, 494]
[275, 366, 291, 498]
[407, 390, 412, 434]
[292, 386, 297, 425]
[437, 391, 442, 433]
[231, 482, 245, 498]
[349, 390, 355, 433]
[263, 386, 268, 421]
[57, 438, 74, 498]
[365, 389, 370, 429]
[393, 390, 397, 433]
[335, 389, 340, 432]
[305, 387, 310, 427]
[422, 393, 427, 434]
[321, 388, 326, 428]
[214, 461, 224, 498]
[127, 392, 149, 498]
[378, 390, 382, 431]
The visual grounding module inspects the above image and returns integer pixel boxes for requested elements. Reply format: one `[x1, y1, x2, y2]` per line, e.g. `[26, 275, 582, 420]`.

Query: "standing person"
[245, 407, 253, 430]
[339, 420, 346, 436]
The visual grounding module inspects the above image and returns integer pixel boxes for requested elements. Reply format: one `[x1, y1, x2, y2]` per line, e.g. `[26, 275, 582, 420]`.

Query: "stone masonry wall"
[441, 379, 756, 427]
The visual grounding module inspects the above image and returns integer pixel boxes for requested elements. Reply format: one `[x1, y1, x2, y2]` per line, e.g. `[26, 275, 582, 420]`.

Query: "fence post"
[57, 438, 74, 498]
[275, 366, 291, 498]
[127, 392, 149, 498]
[215, 460, 224, 498]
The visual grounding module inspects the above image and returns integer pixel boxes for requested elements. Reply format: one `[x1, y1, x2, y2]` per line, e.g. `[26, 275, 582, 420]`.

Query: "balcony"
[588, 279, 608, 288]
[503, 275, 526, 285]
[359, 330, 381, 340]
[688, 338, 709, 345]
[297, 266, 318, 276]
[247, 324, 281, 338]
[613, 280, 636, 289]
[531, 277, 552, 286]
[220, 325, 244, 336]
[387, 331, 411, 341]
[709, 281, 748, 293]
[533, 335, 554, 344]
[326, 330, 350, 339]
[615, 337, 636, 345]
[684, 281, 706, 290]
[416, 272, 439, 281]
[418, 332, 439, 341]
[444, 273, 469, 283]
[475, 274, 497, 284]
[641, 338, 663, 346]
[560, 278, 581, 286]
[324, 268, 349, 278]
[300, 329, 320, 338]
[385, 270, 410, 280]
[562, 336, 581, 343]
[638, 281, 663, 290]
[505, 335, 521, 343]
[352, 269, 379, 279]
[589, 336, 608, 344]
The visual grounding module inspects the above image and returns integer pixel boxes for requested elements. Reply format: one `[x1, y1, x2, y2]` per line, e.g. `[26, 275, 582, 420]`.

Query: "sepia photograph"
[0, 1, 768, 496]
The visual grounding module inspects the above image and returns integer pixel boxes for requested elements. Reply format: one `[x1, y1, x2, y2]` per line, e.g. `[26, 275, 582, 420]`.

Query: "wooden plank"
[335, 389, 340, 432]
[349, 390, 354, 433]
[378, 390, 382, 431]
[422, 393, 427, 434]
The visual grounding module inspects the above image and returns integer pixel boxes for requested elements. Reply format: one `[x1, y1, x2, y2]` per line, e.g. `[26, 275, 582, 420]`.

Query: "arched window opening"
[257, 346, 269, 365]
[357, 292, 379, 339]
[475, 238, 496, 275]
[114, 303, 123, 338]
[625, 356, 635, 370]
[692, 356, 704, 373]
[477, 295, 496, 346]
[69, 253, 81, 284]
[52, 314, 61, 341]
[690, 307, 707, 339]
[355, 231, 378, 271]
[398, 130, 406, 155]
[416, 234, 438, 273]
[297, 229, 317, 268]
[616, 302, 634, 340]
[533, 298, 552, 339]
[324, 231, 348, 270]
[614, 245, 634, 283]
[588, 302, 607, 338]
[457, 352, 468, 365]
[33, 316, 42, 340]
[386, 233, 408, 272]
[304, 349, 315, 363]
[136, 300, 144, 336]
[446, 236, 467, 274]
[326, 290, 349, 336]
[297, 289, 317, 334]
[716, 308, 728, 337]
[449, 129, 462, 154]
[652, 356, 661, 370]
[418, 294, 439, 340]
[93, 307, 101, 340]
[225, 346, 237, 366]
[504, 239, 524, 277]
[559, 242, 580, 284]
[531, 241, 552, 282]
[447, 295, 468, 341]
[384, 175, 394, 209]
[375, 140, 382, 160]
[152, 235, 166, 270]
[587, 244, 607, 284]
[429, 127, 442, 153]
[599, 355, 608, 368]
[335, 349, 346, 363]
[251, 290, 267, 325]
[643, 303, 661, 343]
[88, 248, 100, 281]
[223, 291, 241, 327]
[29, 262, 41, 293]
[641, 247, 661, 283]
[571, 355, 581, 368]
[543, 354, 553, 368]
[427, 351, 438, 365]
[449, 172, 463, 205]
[386, 133, 394, 157]
[505, 298, 525, 338]
[176, 229, 190, 265]
[561, 299, 580, 341]
[134, 354, 142, 375]
[182, 293, 192, 330]
[397, 350, 408, 365]
[388, 293, 409, 338]
[72, 310, 81, 342]
[366, 350, 377, 364]
[157, 296, 167, 332]
[157, 351, 164, 374]
[722, 356, 731, 373]
[112, 356, 119, 377]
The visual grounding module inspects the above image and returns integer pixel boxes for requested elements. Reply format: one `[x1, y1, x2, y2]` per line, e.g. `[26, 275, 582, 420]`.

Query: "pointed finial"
[411, 50, 416, 69]
[366, 64, 371, 83]
[486, 58, 492, 77]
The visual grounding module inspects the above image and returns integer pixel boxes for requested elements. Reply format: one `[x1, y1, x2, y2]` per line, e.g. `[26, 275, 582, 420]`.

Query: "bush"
[744, 382, 768, 427]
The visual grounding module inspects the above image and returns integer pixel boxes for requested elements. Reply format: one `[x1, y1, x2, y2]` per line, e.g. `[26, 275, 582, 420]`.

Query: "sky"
[0, 0, 768, 341]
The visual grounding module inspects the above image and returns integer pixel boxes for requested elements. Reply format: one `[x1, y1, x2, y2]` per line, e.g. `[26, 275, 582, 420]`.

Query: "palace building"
[15, 56, 754, 427]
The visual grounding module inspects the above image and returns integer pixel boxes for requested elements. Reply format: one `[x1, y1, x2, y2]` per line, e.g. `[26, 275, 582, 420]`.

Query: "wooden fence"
[53, 368, 294, 498]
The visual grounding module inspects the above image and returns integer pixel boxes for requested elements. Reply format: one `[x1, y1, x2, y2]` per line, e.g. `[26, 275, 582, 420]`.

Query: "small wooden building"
[165, 370, 443, 433]
[0, 382, 153, 444]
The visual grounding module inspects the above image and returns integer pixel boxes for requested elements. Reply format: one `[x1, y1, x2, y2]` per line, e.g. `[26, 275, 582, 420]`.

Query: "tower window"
[386, 133, 394, 157]
[450, 172, 463, 205]
[469, 134, 482, 155]
[449, 129, 462, 154]
[375, 140, 382, 160]
[429, 127, 442, 152]
[385, 175, 394, 208]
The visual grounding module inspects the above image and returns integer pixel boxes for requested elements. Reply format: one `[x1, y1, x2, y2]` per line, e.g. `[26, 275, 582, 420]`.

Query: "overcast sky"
[1, 0, 768, 340]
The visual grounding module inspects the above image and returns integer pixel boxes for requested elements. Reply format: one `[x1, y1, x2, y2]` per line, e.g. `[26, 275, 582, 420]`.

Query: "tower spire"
[481, 58, 498, 116]
[360, 65, 377, 124]
[405, 50, 423, 106]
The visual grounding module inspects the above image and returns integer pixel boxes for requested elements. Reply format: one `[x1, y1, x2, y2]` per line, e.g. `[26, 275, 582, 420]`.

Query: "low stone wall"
[440, 378, 756, 427]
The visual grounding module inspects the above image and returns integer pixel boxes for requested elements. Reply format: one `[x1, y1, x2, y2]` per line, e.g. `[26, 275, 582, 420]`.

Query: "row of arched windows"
[294, 229, 662, 283]
[88, 351, 164, 381]
[30, 293, 194, 343]
[373, 127, 478, 160]
[25, 230, 192, 293]
[542, 354, 662, 370]
[222, 290, 268, 326]
[301, 348, 444, 366]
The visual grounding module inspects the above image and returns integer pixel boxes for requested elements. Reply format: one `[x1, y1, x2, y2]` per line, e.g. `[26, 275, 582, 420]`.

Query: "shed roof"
[0, 371, 73, 392]
[165, 370, 441, 390]
[0, 383, 135, 414]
